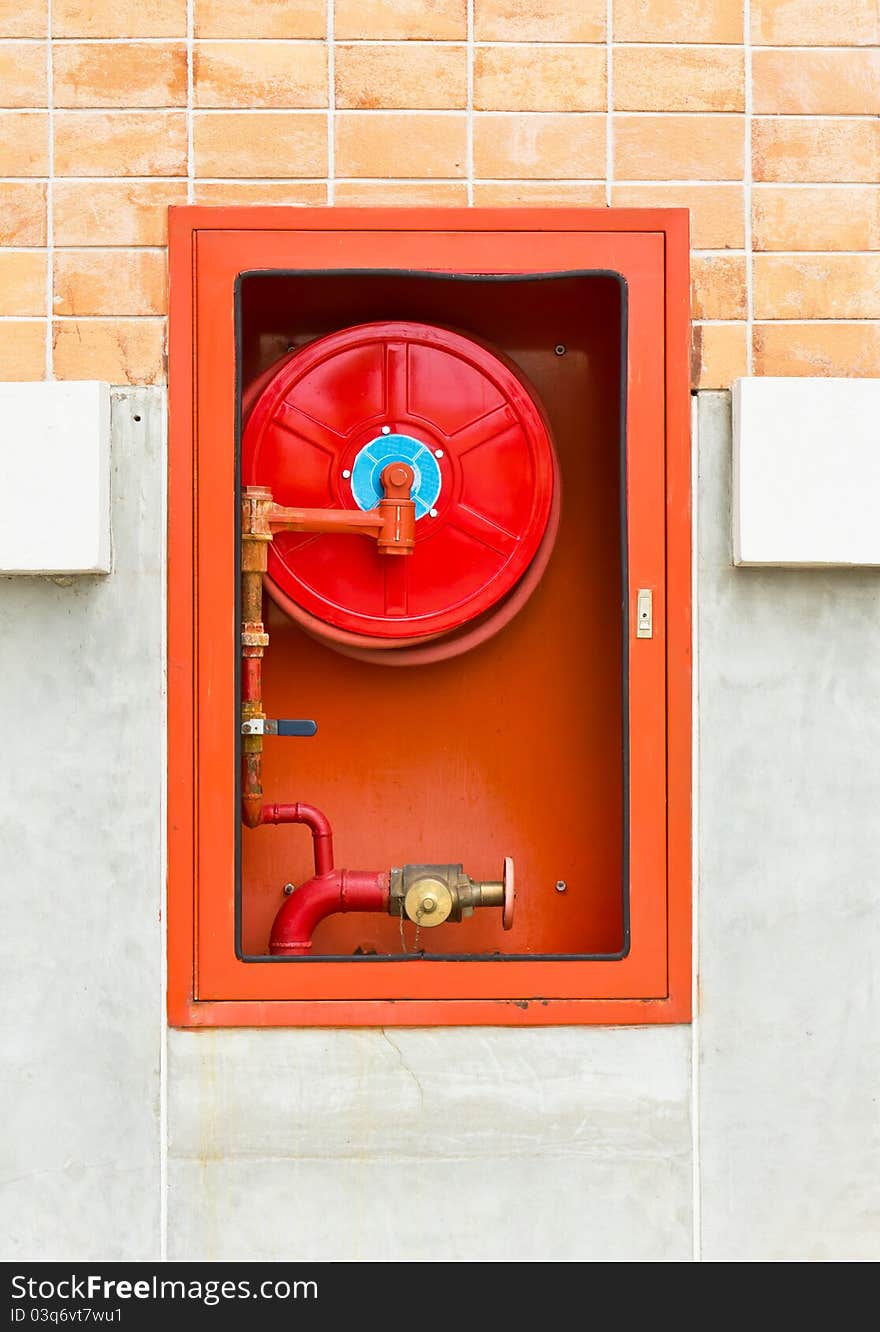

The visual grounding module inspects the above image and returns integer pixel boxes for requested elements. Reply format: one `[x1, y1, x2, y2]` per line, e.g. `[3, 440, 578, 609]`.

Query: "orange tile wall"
[1, 0, 878, 386]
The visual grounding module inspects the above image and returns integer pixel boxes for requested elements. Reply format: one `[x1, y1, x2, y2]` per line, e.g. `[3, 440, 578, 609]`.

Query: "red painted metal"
[239, 469, 416, 830]
[241, 320, 557, 644]
[167, 207, 692, 1027]
[258, 804, 391, 954]
[331, 455, 562, 666]
[242, 656, 261, 702]
[258, 801, 334, 879]
[252, 463, 417, 552]
[502, 856, 515, 931]
[270, 869, 391, 955]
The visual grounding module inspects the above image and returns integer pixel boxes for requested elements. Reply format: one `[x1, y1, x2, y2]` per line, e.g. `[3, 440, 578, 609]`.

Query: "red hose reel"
[242, 321, 560, 664]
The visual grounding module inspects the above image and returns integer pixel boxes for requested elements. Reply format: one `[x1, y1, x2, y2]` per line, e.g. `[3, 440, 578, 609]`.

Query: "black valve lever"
[241, 719, 317, 737]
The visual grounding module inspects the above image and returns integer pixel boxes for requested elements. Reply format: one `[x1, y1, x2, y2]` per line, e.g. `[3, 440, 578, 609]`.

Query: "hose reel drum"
[242, 321, 561, 665]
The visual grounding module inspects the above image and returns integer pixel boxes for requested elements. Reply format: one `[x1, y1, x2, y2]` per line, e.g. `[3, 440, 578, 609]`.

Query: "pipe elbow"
[241, 794, 263, 828]
[259, 801, 335, 876]
[290, 802, 333, 841]
[269, 869, 390, 956]
[258, 801, 331, 834]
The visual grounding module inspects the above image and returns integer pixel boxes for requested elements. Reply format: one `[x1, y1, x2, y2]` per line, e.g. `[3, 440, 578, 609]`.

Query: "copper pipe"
[242, 463, 416, 557]
[240, 467, 416, 831]
[242, 656, 261, 702]
[269, 506, 386, 539]
[241, 509, 270, 829]
[241, 754, 264, 830]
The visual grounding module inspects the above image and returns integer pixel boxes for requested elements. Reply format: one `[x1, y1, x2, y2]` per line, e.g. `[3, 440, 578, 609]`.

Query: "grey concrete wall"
[696, 393, 880, 1261]
[167, 1027, 692, 1261]
[1, 387, 878, 1262]
[0, 389, 164, 1260]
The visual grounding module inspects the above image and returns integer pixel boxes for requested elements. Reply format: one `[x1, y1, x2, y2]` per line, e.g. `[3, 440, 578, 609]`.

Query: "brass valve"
[389, 859, 514, 931]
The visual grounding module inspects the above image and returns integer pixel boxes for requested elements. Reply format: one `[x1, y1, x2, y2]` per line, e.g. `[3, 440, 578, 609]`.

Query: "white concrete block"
[0, 390, 163, 1259]
[699, 391, 880, 1261]
[732, 376, 880, 567]
[168, 1027, 693, 1262]
[0, 381, 111, 574]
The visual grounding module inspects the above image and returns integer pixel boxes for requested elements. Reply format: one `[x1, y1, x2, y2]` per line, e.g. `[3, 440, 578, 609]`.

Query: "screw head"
[342, 468, 351, 479]
[421, 896, 436, 913]
[554, 344, 566, 357]
[429, 507, 438, 518]
[434, 449, 444, 458]
[283, 882, 296, 896]
[381, 425, 391, 435]
[555, 879, 567, 893]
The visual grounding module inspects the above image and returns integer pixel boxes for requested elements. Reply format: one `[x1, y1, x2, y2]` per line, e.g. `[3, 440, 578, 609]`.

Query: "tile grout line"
[45, 0, 53, 378]
[9, 37, 877, 48]
[690, 393, 702, 1265]
[701, 250, 880, 257]
[589, 180, 879, 188]
[606, 0, 613, 206]
[1, 315, 167, 321]
[39, 107, 873, 120]
[744, 0, 754, 373]
[12, 175, 880, 188]
[10, 245, 170, 252]
[466, 0, 474, 206]
[748, 317, 880, 324]
[326, 0, 335, 205]
[186, 0, 194, 203]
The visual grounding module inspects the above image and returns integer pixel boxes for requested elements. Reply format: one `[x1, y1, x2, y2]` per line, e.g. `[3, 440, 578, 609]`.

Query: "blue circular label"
[350, 433, 441, 519]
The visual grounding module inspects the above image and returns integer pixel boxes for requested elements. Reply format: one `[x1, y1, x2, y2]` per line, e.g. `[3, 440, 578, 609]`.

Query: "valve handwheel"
[242, 321, 560, 660]
[502, 855, 515, 931]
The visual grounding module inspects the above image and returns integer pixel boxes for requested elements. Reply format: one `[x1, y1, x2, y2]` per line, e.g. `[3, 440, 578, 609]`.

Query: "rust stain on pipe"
[239, 471, 416, 831]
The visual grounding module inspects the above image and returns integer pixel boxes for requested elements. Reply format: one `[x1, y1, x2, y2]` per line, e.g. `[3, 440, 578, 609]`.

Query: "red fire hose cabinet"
[168, 208, 691, 1027]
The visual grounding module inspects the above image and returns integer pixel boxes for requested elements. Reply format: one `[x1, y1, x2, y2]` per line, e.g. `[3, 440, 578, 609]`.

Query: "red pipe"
[242, 656, 261, 702]
[258, 801, 334, 878]
[269, 869, 390, 955]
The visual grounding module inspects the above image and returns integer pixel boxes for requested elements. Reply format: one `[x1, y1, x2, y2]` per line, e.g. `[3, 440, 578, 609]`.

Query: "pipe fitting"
[375, 462, 416, 555]
[267, 853, 515, 956]
[389, 859, 515, 930]
[259, 801, 334, 878]
[269, 869, 391, 955]
[242, 467, 416, 558]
